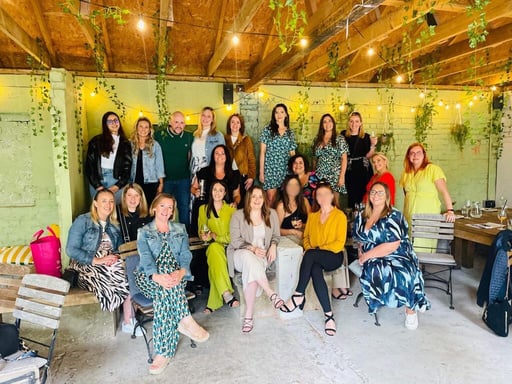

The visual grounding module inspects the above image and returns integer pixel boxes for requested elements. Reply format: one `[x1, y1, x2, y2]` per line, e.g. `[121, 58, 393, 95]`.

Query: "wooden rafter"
[27, 0, 57, 67]
[443, 59, 512, 85]
[207, 0, 265, 76]
[158, 0, 171, 68]
[98, 0, 113, 71]
[261, 21, 276, 60]
[214, 0, 229, 50]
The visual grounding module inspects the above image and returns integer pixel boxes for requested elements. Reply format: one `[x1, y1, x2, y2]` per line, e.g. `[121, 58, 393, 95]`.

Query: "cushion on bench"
[0, 246, 33, 265]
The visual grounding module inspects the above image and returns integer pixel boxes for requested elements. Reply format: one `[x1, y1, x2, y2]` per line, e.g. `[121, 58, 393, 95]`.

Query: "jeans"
[89, 168, 123, 204]
[164, 178, 191, 231]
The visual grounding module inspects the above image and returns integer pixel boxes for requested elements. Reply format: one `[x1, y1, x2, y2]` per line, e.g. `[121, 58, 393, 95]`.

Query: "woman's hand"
[93, 254, 119, 266]
[252, 246, 267, 258]
[294, 229, 304, 239]
[337, 176, 345, 188]
[259, 171, 265, 184]
[152, 270, 184, 289]
[266, 243, 277, 264]
[370, 135, 378, 147]
[357, 244, 367, 265]
[444, 211, 456, 223]
[244, 178, 254, 190]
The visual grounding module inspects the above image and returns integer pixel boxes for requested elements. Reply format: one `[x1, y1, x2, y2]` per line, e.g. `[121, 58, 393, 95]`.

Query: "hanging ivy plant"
[268, 0, 307, 53]
[72, 74, 85, 173]
[450, 121, 471, 152]
[414, 100, 436, 144]
[488, 107, 504, 159]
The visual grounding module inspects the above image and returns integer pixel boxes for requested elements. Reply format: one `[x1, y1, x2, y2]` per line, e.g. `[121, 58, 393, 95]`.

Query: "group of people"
[68, 104, 457, 375]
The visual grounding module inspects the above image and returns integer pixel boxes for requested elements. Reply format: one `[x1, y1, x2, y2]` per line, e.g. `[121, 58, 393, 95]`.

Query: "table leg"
[454, 238, 475, 268]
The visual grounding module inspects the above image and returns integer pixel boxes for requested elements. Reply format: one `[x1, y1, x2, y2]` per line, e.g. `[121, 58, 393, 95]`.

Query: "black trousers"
[296, 249, 343, 313]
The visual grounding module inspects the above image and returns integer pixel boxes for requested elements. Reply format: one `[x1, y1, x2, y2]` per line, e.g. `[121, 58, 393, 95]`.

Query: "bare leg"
[244, 281, 258, 319]
[122, 295, 133, 324]
[266, 188, 277, 207]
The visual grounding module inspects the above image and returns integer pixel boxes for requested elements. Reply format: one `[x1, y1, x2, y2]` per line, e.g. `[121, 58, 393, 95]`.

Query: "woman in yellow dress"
[198, 180, 239, 313]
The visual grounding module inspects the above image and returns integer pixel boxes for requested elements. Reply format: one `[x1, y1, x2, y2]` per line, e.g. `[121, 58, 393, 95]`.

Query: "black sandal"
[332, 288, 353, 300]
[324, 313, 336, 336]
[280, 293, 305, 313]
[226, 297, 240, 308]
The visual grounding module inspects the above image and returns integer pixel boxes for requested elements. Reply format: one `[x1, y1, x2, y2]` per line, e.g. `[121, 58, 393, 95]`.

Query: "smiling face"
[274, 106, 287, 124]
[348, 114, 362, 134]
[169, 112, 185, 134]
[285, 178, 301, 199]
[211, 182, 227, 203]
[249, 188, 265, 211]
[230, 116, 241, 135]
[94, 191, 115, 221]
[408, 145, 425, 170]
[153, 197, 174, 221]
[201, 109, 213, 128]
[213, 146, 227, 166]
[125, 188, 141, 212]
[322, 115, 335, 133]
[369, 183, 388, 210]
[372, 155, 387, 174]
[136, 119, 151, 139]
[292, 156, 305, 176]
[106, 114, 120, 135]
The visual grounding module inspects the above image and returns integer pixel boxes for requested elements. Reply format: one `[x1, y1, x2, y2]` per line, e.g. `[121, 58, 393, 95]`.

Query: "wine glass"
[497, 208, 508, 225]
[291, 215, 301, 229]
[200, 224, 210, 245]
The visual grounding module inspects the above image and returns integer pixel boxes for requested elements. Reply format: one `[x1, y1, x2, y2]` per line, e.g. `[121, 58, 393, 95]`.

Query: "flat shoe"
[242, 317, 253, 333]
[178, 321, 210, 343]
[149, 356, 170, 375]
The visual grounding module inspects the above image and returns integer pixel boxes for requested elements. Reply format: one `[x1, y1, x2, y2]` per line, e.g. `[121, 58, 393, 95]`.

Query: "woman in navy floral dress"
[352, 181, 430, 330]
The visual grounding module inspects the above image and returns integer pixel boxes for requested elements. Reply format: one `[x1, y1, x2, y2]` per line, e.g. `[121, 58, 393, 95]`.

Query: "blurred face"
[230, 116, 241, 135]
[201, 109, 213, 128]
[94, 191, 115, 220]
[408, 146, 425, 170]
[136, 120, 151, 138]
[211, 183, 226, 202]
[274, 107, 287, 124]
[153, 198, 174, 221]
[285, 178, 301, 198]
[250, 189, 264, 211]
[322, 116, 334, 133]
[292, 157, 305, 176]
[348, 115, 361, 134]
[372, 156, 387, 174]
[106, 114, 120, 135]
[369, 184, 387, 209]
[125, 188, 141, 212]
[213, 147, 226, 165]
[169, 113, 185, 134]
[315, 186, 334, 208]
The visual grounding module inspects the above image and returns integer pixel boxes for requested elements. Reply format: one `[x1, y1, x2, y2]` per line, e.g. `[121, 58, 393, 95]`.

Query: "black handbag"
[0, 322, 20, 357]
[62, 268, 79, 288]
[482, 262, 511, 337]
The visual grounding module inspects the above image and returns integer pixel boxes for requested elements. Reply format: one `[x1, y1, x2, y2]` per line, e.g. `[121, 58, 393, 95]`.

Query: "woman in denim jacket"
[135, 193, 209, 375]
[66, 189, 134, 327]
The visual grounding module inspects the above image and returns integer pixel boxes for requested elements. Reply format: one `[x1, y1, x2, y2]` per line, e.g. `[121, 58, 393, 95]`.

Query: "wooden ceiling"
[1, 0, 511, 91]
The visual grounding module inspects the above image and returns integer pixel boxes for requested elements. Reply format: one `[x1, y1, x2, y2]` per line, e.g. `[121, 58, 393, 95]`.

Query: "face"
[153, 198, 174, 221]
[408, 146, 425, 169]
[322, 116, 334, 132]
[230, 116, 241, 135]
[315, 186, 334, 208]
[201, 109, 213, 128]
[125, 188, 141, 212]
[274, 107, 287, 123]
[369, 184, 387, 208]
[285, 179, 301, 198]
[136, 120, 151, 138]
[94, 192, 115, 220]
[348, 115, 361, 133]
[292, 157, 305, 175]
[372, 156, 387, 174]
[211, 183, 226, 202]
[249, 189, 264, 211]
[213, 147, 226, 165]
[169, 113, 185, 134]
[106, 114, 120, 135]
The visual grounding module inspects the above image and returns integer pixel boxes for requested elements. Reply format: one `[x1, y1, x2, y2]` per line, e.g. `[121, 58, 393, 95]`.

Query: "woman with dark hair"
[198, 180, 238, 313]
[129, 116, 165, 205]
[353, 181, 430, 330]
[342, 112, 377, 208]
[85, 111, 132, 203]
[227, 186, 285, 332]
[225, 113, 256, 204]
[280, 182, 347, 336]
[259, 103, 297, 206]
[313, 113, 349, 207]
[288, 154, 319, 206]
[275, 175, 311, 245]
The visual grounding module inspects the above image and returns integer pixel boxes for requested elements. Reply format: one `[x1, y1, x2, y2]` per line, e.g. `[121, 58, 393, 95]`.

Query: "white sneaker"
[405, 313, 418, 330]
[122, 318, 143, 337]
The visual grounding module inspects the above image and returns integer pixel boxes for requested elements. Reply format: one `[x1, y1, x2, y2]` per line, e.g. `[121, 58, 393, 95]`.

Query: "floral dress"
[302, 171, 319, 206]
[314, 135, 349, 193]
[352, 208, 430, 314]
[259, 127, 297, 190]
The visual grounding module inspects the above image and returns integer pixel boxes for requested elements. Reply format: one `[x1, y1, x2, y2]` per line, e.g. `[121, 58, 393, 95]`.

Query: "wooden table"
[453, 210, 507, 268]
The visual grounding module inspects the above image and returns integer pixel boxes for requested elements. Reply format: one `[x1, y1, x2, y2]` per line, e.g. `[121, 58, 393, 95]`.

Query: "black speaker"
[223, 83, 234, 104]
[425, 12, 438, 26]
[492, 94, 504, 110]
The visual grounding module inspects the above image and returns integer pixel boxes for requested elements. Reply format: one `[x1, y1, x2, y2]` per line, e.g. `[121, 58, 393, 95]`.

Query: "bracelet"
[447, 209, 454, 212]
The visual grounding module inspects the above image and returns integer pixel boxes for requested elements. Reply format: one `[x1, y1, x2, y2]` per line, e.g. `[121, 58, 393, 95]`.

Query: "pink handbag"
[30, 226, 62, 277]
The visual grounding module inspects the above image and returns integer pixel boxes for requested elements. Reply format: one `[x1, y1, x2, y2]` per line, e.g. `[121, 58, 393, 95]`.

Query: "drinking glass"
[291, 215, 301, 229]
[470, 201, 482, 218]
[497, 208, 508, 225]
[200, 224, 210, 245]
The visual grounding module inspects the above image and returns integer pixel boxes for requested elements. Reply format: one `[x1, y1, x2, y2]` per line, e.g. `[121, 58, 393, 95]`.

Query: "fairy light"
[410, 107, 416, 113]
[90, 91, 96, 97]
[455, 103, 461, 109]
[299, 38, 308, 48]
[472, 95, 478, 101]
[438, 100, 444, 107]
[491, 85, 497, 92]
[137, 17, 145, 31]
[445, 105, 450, 110]
[377, 105, 382, 111]
[367, 47, 375, 56]
[138, 111, 144, 117]
[185, 115, 191, 121]
[395, 74, 403, 83]
[339, 104, 345, 111]
[299, 104, 303, 109]
[232, 35, 240, 45]
[419, 92, 425, 99]
[469, 101, 474, 107]
[226, 104, 233, 111]
[258, 91, 264, 98]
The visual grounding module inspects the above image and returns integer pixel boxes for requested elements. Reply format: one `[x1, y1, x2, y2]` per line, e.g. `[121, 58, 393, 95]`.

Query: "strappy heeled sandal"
[269, 293, 284, 309]
[242, 317, 253, 333]
[324, 313, 336, 336]
[280, 293, 305, 313]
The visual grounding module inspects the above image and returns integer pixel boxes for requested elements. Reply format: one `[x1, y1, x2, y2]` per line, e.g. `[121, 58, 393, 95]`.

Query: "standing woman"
[190, 107, 225, 179]
[85, 111, 132, 203]
[198, 181, 238, 313]
[363, 152, 396, 206]
[313, 113, 349, 207]
[129, 117, 165, 205]
[280, 182, 347, 336]
[224, 113, 256, 205]
[135, 193, 209, 375]
[288, 154, 319, 206]
[227, 186, 285, 333]
[342, 112, 378, 208]
[259, 103, 297, 206]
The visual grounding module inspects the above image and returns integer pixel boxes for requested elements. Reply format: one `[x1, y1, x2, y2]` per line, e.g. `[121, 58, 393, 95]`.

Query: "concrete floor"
[6, 251, 512, 384]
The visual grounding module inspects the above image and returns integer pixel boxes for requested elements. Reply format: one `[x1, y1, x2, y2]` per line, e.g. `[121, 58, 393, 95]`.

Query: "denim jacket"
[205, 132, 226, 166]
[65, 213, 122, 265]
[130, 141, 166, 183]
[136, 219, 193, 281]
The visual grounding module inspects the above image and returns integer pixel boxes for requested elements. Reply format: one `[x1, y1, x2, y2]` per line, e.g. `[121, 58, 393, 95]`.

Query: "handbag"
[62, 268, 79, 288]
[0, 322, 20, 358]
[482, 256, 511, 337]
[117, 206, 139, 259]
[30, 226, 62, 277]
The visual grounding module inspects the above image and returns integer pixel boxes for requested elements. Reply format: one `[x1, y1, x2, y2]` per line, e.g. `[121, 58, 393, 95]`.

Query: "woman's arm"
[136, 228, 159, 276]
[276, 202, 302, 238]
[65, 216, 95, 265]
[435, 178, 455, 222]
[229, 211, 252, 250]
[190, 175, 200, 197]
[359, 240, 400, 264]
[231, 186, 241, 208]
[245, 136, 257, 181]
[154, 142, 165, 194]
[338, 152, 347, 187]
[259, 142, 266, 184]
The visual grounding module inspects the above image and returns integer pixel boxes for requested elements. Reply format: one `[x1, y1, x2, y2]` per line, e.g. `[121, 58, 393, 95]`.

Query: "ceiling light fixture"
[232, 34, 240, 45]
[367, 47, 375, 56]
[137, 17, 145, 31]
[299, 38, 308, 48]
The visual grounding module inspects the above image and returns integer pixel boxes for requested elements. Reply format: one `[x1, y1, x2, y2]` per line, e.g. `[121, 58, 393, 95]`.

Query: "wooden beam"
[261, 22, 277, 60]
[245, 0, 387, 92]
[440, 59, 512, 85]
[158, 0, 171, 67]
[0, 6, 51, 68]
[214, 0, 229, 50]
[98, 0, 113, 71]
[305, 0, 318, 16]
[207, 0, 265, 76]
[27, 0, 57, 66]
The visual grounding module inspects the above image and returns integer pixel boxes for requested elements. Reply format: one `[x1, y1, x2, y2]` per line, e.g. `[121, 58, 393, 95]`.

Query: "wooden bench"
[0, 263, 119, 335]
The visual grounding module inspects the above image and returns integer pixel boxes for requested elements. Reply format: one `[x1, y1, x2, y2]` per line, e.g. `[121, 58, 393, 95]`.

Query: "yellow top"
[303, 207, 347, 253]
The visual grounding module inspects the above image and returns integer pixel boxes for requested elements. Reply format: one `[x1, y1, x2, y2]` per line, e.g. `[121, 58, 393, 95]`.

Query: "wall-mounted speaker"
[492, 94, 504, 110]
[223, 83, 234, 104]
[426, 12, 438, 26]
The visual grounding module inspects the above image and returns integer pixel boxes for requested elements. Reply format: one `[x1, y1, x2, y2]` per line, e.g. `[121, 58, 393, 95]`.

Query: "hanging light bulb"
[395, 74, 403, 83]
[491, 85, 497, 92]
[90, 90, 96, 97]
[438, 100, 444, 107]
[377, 105, 382, 111]
[232, 34, 240, 45]
[469, 101, 474, 107]
[339, 104, 345, 111]
[138, 111, 144, 117]
[419, 92, 425, 99]
[367, 47, 375, 56]
[411, 107, 416, 113]
[455, 103, 461, 109]
[185, 115, 191, 121]
[445, 104, 450, 110]
[299, 38, 308, 48]
[226, 104, 233, 111]
[137, 16, 145, 31]
[258, 91, 264, 98]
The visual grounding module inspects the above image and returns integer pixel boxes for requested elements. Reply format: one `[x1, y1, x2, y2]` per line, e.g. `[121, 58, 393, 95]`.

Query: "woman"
[129, 116, 165, 205]
[259, 103, 297, 206]
[352, 182, 430, 330]
[135, 193, 209, 375]
[280, 182, 347, 336]
[288, 154, 319, 206]
[117, 183, 152, 242]
[227, 186, 285, 333]
[85, 111, 132, 203]
[65, 189, 135, 334]
[363, 152, 396, 206]
[190, 107, 225, 179]
[342, 112, 377, 208]
[275, 175, 311, 245]
[224, 113, 256, 205]
[198, 181, 238, 313]
[190, 144, 241, 235]
[313, 113, 349, 207]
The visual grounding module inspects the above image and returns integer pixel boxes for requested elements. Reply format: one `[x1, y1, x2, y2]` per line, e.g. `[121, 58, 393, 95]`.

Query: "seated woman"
[288, 153, 319, 206]
[280, 182, 347, 336]
[198, 181, 239, 313]
[227, 186, 285, 333]
[352, 181, 430, 330]
[118, 183, 152, 242]
[135, 193, 209, 375]
[275, 175, 311, 245]
[66, 189, 134, 334]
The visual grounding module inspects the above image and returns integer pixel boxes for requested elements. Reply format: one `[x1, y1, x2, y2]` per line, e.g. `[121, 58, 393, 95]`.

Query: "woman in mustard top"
[281, 181, 347, 336]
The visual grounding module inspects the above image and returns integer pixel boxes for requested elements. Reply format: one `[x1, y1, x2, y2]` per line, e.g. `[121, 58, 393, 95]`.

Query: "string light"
[469, 101, 474, 107]
[410, 107, 416, 113]
[137, 16, 145, 31]
[232, 35, 240, 45]
[226, 104, 233, 111]
[299, 104, 303, 109]
[472, 95, 478, 101]
[445, 104, 450, 110]
[377, 105, 382, 111]
[491, 85, 497, 92]
[455, 103, 461, 109]
[90, 91, 96, 97]
[299, 38, 308, 48]
[185, 115, 190, 121]
[258, 91, 264, 98]
[438, 100, 444, 107]
[395, 74, 403, 83]
[339, 104, 345, 111]
[367, 47, 375, 56]
[419, 92, 425, 99]
[138, 111, 144, 117]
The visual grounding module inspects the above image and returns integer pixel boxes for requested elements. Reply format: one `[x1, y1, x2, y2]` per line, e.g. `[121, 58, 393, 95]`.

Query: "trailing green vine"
[268, 0, 307, 53]
[72, 74, 85, 173]
[450, 121, 471, 152]
[488, 107, 504, 159]
[414, 97, 437, 145]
